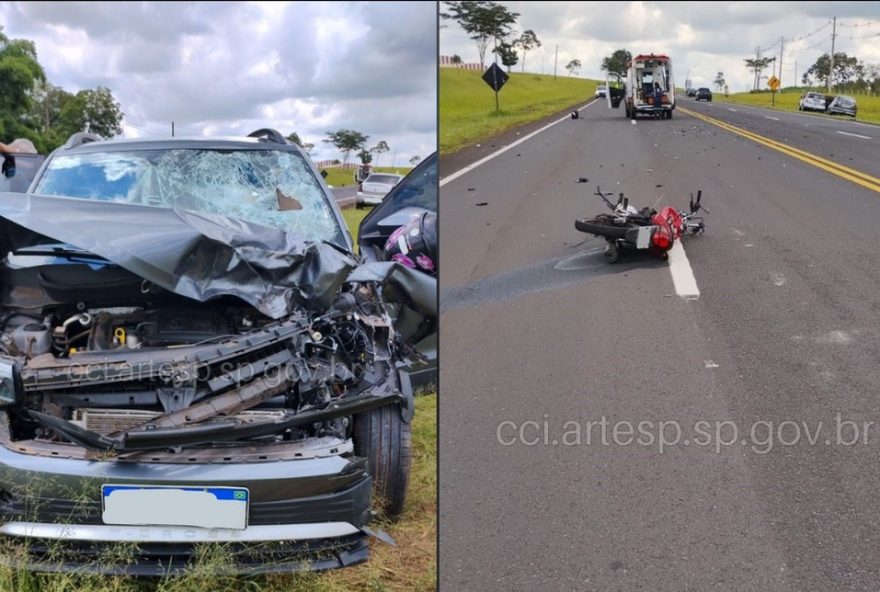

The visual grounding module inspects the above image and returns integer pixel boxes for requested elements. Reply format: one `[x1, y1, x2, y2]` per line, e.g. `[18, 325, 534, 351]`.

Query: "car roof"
[55, 135, 304, 156]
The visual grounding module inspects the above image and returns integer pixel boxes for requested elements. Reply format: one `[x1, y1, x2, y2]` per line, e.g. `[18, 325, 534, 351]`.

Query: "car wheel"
[353, 403, 412, 519]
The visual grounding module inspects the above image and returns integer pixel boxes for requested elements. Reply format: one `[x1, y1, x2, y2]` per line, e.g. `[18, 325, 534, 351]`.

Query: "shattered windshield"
[33, 148, 345, 246]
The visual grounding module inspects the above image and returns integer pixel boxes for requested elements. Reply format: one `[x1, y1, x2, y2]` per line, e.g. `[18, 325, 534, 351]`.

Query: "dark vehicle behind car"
[696, 87, 712, 102]
[358, 153, 437, 392]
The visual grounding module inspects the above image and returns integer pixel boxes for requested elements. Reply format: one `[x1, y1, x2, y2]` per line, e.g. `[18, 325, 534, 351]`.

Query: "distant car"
[686, 88, 697, 97]
[798, 92, 827, 112]
[828, 95, 857, 117]
[595, 85, 607, 98]
[695, 87, 712, 102]
[356, 173, 404, 208]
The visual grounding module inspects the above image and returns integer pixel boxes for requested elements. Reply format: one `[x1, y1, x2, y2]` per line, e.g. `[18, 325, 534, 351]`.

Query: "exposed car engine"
[0, 277, 404, 452]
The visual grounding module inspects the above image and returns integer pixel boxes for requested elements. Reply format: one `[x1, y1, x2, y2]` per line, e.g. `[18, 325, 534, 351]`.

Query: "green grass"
[342, 206, 368, 244]
[440, 68, 598, 154]
[0, 394, 437, 592]
[717, 90, 880, 125]
[321, 167, 413, 189]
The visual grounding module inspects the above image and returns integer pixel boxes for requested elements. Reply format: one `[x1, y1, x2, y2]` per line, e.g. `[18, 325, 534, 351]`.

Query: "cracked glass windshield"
[33, 148, 344, 245]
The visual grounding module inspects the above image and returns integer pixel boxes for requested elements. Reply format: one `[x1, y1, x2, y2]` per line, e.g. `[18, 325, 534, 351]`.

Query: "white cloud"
[1, 1, 437, 163]
[441, 1, 880, 91]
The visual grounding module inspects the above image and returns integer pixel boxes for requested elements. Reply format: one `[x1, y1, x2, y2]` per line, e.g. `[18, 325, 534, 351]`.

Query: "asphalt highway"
[439, 96, 880, 590]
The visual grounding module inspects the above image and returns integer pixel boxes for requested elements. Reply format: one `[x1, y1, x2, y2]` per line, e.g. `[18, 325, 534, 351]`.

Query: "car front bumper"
[356, 191, 385, 205]
[0, 414, 374, 574]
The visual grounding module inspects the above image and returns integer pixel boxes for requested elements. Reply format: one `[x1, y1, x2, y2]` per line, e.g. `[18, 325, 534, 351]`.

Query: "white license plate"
[102, 485, 249, 530]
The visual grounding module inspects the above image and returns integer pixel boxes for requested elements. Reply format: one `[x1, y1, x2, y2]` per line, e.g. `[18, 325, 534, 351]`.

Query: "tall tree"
[565, 59, 582, 77]
[27, 81, 72, 133]
[744, 56, 775, 91]
[323, 129, 369, 165]
[409, 155, 421, 166]
[516, 29, 541, 73]
[600, 49, 632, 77]
[0, 26, 46, 143]
[286, 131, 303, 146]
[57, 87, 123, 139]
[714, 72, 726, 91]
[803, 52, 863, 89]
[286, 132, 315, 155]
[493, 41, 518, 72]
[371, 140, 390, 166]
[357, 148, 373, 165]
[451, 54, 462, 66]
[441, 1, 520, 67]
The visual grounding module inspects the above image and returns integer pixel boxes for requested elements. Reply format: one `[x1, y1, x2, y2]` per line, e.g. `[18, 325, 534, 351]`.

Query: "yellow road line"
[679, 107, 880, 194]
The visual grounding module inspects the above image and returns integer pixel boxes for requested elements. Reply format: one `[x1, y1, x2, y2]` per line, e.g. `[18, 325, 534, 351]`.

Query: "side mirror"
[2, 155, 15, 179]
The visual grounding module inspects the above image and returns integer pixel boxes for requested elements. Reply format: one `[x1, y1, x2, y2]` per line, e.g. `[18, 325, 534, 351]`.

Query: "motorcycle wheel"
[604, 243, 620, 263]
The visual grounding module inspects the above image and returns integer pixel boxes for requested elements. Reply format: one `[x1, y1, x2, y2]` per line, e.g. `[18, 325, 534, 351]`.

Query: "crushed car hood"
[0, 192, 435, 319]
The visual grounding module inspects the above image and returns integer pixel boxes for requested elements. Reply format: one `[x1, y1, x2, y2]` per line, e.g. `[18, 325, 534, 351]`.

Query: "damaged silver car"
[0, 129, 436, 575]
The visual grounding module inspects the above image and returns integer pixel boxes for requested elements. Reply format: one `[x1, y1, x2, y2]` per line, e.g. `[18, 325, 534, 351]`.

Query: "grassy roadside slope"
[440, 68, 598, 154]
[717, 91, 880, 125]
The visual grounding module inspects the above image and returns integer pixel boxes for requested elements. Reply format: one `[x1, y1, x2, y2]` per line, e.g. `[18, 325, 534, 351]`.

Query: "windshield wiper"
[13, 245, 108, 261]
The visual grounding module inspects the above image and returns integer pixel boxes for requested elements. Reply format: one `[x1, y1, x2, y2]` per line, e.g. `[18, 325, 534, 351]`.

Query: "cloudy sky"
[1, 1, 437, 165]
[441, 1, 880, 91]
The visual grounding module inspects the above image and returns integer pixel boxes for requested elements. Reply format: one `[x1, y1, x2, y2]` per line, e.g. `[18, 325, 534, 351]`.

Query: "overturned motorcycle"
[575, 187, 706, 263]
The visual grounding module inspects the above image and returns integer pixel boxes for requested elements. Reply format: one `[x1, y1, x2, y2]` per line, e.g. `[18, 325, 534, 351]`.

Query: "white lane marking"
[440, 99, 600, 186]
[765, 116, 780, 121]
[836, 130, 872, 140]
[728, 108, 737, 112]
[668, 241, 700, 299]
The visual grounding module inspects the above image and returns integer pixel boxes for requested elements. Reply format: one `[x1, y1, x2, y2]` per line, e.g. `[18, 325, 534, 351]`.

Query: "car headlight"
[0, 358, 20, 406]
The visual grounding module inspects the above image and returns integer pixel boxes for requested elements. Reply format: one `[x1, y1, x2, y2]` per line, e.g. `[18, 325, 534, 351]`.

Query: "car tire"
[353, 403, 412, 519]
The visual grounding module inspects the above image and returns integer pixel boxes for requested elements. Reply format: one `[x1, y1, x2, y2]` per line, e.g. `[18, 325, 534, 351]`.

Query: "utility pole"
[794, 60, 798, 87]
[754, 46, 761, 91]
[492, 32, 500, 112]
[171, 121, 175, 137]
[828, 16, 837, 91]
[554, 44, 558, 80]
[778, 36, 784, 89]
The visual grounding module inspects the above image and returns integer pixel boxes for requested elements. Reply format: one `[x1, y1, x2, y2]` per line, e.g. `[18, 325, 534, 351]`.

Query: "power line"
[837, 18, 880, 28]
[122, 121, 166, 138]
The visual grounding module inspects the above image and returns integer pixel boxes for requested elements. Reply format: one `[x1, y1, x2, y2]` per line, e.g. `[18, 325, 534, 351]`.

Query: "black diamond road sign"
[482, 63, 509, 92]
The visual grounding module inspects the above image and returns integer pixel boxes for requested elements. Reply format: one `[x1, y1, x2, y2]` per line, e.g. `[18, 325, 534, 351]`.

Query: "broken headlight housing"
[0, 357, 20, 406]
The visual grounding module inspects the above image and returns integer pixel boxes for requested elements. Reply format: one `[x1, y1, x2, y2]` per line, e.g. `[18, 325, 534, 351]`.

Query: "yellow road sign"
[768, 76, 780, 91]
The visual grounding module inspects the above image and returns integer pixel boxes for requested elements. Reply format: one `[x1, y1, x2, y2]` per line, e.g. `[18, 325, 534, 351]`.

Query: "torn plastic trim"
[29, 391, 404, 453]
